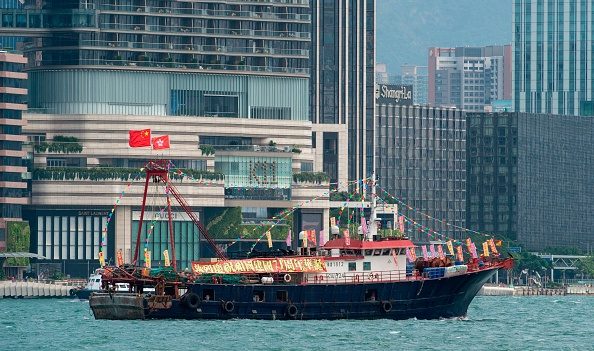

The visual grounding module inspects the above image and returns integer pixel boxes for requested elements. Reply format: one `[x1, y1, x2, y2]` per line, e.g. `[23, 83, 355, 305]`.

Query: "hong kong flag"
[128, 129, 151, 147]
[151, 135, 170, 150]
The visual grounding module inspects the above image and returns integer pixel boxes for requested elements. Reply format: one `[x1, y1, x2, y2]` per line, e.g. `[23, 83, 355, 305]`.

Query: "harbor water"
[1, 296, 593, 350]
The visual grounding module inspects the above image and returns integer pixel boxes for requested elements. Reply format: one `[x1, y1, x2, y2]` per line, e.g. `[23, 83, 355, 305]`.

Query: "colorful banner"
[429, 244, 436, 258]
[318, 230, 325, 246]
[437, 245, 445, 259]
[266, 230, 273, 248]
[398, 215, 405, 233]
[410, 247, 417, 261]
[456, 245, 464, 262]
[483, 242, 490, 257]
[307, 230, 317, 246]
[116, 249, 124, 266]
[469, 242, 478, 259]
[489, 239, 499, 255]
[98, 251, 105, 267]
[405, 248, 414, 263]
[465, 238, 472, 252]
[330, 217, 336, 227]
[285, 229, 292, 247]
[361, 217, 368, 235]
[392, 249, 399, 268]
[447, 240, 454, 256]
[191, 257, 327, 275]
[343, 229, 351, 246]
[144, 248, 151, 268]
[163, 249, 171, 267]
[421, 245, 429, 260]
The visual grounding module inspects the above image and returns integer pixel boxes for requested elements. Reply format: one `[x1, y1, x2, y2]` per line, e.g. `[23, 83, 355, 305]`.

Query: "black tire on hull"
[381, 301, 392, 313]
[183, 293, 200, 309]
[223, 300, 235, 313]
[286, 304, 298, 318]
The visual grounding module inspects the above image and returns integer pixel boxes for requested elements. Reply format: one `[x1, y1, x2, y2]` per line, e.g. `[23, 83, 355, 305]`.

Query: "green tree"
[512, 252, 552, 274]
[576, 256, 594, 277]
[5, 222, 30, 267]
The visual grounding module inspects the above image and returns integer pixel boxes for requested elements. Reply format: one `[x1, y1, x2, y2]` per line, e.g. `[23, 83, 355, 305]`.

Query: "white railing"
[303, 270, 416, 285]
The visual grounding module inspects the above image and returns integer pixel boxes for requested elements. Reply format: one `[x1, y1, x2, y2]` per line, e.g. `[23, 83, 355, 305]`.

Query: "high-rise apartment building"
[0, 51, 27, 252]
[428, 45, 512, 112]
[310, 0, 375, 185]
[513, 0, 594, 116]
[467, 112, 594, 251]
[0, 0, 338, 276]
[396, 65, 428, 105]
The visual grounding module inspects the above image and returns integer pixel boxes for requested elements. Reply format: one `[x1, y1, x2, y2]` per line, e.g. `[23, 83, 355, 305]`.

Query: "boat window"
[202, 288, 214, 301]
[345, 250, 354, 256]
[348, 262, 357, 271]
[363, 262, 371, 271]
[364, 289, 377, 302]
[94, 279, 101, 282]
[373, 250, 382, 256]
[382, 249, 390, 255]
[364, 249, 373, 256]
[276, 290, 288, 302]
[253, 290, 264, 302]
[354, 250, 362, 256]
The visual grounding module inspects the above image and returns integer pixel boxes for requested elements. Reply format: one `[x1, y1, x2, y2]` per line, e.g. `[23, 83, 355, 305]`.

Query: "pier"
[0, 281, 79, 298]
[479, 284, 594, 296]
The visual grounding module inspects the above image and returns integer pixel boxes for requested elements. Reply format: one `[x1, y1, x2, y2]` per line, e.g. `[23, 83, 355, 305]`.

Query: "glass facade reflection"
[376, 104, 466, 241]
[467, 112, 594, 251]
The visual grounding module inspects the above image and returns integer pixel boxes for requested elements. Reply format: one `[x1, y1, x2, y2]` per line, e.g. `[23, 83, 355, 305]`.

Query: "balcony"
[210, 145, 297, 154]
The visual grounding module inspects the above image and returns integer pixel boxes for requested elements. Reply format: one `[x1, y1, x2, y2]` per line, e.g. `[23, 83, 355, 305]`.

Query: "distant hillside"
[377, 0, 512, 74]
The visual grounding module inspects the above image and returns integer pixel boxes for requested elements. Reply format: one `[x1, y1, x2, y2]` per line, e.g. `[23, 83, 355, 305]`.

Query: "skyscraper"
[310, 0, 375, 185]
[0, 51, 27, 252]
[513, 0, 594, 116]
[428, 45, 512, 112]
[396, 65, 428, 105]
[0, 0, 337, 275]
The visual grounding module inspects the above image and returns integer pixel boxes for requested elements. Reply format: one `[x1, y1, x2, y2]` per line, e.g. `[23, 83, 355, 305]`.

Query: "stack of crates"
[423, 267, 445, 279]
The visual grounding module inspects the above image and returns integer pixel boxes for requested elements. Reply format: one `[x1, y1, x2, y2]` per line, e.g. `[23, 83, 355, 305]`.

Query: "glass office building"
[513, 0, 594, 116]
[467, 112, 594, 251]
[376, 104, 466, 241]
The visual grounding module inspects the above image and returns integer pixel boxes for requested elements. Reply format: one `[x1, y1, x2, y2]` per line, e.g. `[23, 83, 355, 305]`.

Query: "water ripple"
[1, 296, 594, 350]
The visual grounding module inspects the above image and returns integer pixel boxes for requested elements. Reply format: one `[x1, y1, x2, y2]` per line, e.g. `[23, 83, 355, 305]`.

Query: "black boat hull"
[91, 266, 498, 320]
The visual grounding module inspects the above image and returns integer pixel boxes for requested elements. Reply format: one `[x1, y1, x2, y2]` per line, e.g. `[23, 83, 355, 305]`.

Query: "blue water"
[1, 296, 593, 351]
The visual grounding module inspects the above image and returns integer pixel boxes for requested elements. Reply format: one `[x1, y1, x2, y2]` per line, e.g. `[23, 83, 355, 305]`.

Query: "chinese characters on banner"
[191, 257, 327, 274]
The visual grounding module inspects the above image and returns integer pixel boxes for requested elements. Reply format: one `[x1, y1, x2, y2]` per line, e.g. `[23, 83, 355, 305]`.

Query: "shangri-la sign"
[191, 257, 326, 274]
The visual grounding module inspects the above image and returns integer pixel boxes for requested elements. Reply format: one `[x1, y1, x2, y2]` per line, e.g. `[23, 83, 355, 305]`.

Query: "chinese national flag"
[151, 135, 170, 150]
[129, 129, 151, 147]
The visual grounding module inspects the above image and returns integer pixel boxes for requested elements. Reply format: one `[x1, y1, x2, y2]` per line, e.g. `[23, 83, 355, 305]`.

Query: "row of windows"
[0, 204, 21, 218]
[0, 109, 21, 119]
[0, 140, 21, 151]
[0, 125, 21, 135]
[0, 93, 26, 104]
[0, 156, 21, 167]
[0, 62, 24, 72]
[0, 77, 26, 89]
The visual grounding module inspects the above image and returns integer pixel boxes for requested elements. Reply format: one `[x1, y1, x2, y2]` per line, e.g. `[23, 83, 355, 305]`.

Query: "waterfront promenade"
[0, 280, 82, 298]
[479, 284, 594, 296]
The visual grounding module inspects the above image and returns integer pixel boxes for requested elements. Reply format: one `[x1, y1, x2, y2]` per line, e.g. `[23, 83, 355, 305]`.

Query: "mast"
[368, 172, 377, 241]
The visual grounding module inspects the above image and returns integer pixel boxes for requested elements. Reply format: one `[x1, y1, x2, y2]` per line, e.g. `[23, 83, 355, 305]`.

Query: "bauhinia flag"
[152, 135, 170, 150]
[129, 129, 151, 147]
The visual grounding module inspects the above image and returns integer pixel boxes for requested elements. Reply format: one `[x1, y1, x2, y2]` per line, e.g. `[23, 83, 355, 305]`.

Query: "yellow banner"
[330, 217, 336, 227]
[98, 251, 105, 267]
[163, 249, 170, 267]
[144, 248, 151, 268]
[266, 231, 272, 248]
[192, 257, 327, 275]
[483, 242, 490, 257]
[456, 245, 464, 262]
[116, 249, 124, 266]
[489, 239, 499, 255]
[446, 240, 454, 256]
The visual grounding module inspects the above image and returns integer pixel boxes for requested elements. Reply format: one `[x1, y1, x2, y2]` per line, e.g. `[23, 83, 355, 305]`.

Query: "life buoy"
[183, 293, 200, 309]
[286, 304, 298, 318]
[69, 289, 76, 296]
[381, 301, 392, 313]
[223, 300, 235, 313]
[283, 274, 292, 283]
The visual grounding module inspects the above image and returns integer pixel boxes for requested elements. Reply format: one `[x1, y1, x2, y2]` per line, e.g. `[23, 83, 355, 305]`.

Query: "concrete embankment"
[0, 281, 75, 298]
[479, 285, 594, 296]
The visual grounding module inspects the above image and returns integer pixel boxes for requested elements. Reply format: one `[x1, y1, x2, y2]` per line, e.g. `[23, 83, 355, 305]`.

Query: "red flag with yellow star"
[129, 129, 151, 147]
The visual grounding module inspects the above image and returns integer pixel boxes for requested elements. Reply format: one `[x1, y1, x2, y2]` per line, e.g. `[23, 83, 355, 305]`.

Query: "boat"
[89, 160, 513, 320]
[70, 268, 131, 300]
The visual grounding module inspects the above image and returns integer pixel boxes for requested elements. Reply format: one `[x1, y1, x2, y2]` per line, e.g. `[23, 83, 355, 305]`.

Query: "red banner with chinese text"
[191, 257, 327, 275]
